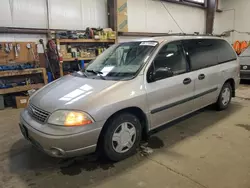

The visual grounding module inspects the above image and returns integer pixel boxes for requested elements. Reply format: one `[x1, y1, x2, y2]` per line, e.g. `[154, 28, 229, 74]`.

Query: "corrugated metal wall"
[1, 0, 205, 32]
[127, 0, 206, 34]
[1, 0, 207, 43]
[0, 0, 13, 27]
[0, 0, 108, 29]
[118, 0, 206, 42]
[0, 0, 108, 41]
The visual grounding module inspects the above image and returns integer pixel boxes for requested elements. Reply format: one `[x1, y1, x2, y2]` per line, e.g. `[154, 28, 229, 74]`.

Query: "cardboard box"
[60, 45, 68, 55]
[117, 0, 128, 32]
[117, 0, 127, 14]
[63, 53, 72, 59]
[118, 13, 128, 32]
[16, 96, 29, 109]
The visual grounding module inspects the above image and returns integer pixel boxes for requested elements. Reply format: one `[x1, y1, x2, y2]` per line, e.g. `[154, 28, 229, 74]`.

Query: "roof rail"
[118, 32, 222, 37]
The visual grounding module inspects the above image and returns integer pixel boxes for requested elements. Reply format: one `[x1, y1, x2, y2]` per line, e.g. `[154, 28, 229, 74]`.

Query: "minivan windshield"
[76, 41, 158, 80]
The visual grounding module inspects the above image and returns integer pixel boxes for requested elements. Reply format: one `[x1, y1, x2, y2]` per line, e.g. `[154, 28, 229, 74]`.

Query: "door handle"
[183, 78, 192, 85]
[198, 74, 205, 80]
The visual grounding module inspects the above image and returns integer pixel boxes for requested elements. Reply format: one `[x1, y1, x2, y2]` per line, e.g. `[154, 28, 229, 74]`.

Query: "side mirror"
[153, 67, 173, 81]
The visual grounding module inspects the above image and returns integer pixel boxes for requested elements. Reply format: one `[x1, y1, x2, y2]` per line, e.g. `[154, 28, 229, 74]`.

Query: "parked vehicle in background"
[239, 46, 250, 80]
[19, 36, 240, 161]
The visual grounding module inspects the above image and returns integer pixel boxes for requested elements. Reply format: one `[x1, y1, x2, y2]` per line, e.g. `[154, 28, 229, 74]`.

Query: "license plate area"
[19, 123, 43, 150]
[19, 123, 28, 139]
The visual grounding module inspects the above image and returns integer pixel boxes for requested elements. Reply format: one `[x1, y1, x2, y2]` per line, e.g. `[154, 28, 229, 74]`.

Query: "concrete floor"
[1, 85, 250, 188]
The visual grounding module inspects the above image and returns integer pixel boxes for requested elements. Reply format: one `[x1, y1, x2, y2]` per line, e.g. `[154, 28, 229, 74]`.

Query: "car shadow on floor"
[7, 102, 243, 188]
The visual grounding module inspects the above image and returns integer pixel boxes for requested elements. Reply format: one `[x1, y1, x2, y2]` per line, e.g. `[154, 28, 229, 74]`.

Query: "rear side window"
[183, 39, 237, 71]
[216, 40, 237, 63]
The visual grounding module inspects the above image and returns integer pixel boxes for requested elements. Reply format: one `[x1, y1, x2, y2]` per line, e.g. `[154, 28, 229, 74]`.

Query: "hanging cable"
[161, 1, 185, 33]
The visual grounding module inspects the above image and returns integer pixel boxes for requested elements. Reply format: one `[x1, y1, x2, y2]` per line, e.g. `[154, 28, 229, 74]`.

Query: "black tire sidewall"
[217, 83, 232, 110]
[102, 113, 142, 161]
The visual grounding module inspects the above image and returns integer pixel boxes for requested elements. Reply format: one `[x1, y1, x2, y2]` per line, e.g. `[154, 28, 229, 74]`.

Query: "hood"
[239, 46, 250, 65]
[29, 75, 118, 113]
[239, 56, 250, 66]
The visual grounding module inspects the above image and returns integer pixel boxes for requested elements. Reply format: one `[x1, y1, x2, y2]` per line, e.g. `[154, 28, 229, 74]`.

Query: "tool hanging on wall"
[8, 43, 13, 51]
[14, 43, 21, 58]
[4, 43, 10, 53]
[39, 39, 55, 79]
[13, 44, 21, 58]
[0, 42, 38, 64]
[17, 43, 20, 55]
[26, 43, 36, 61]
[14, 45, 18, 58]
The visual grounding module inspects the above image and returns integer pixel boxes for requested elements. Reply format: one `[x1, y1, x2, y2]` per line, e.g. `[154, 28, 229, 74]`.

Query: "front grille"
[28, 104, 50, 123]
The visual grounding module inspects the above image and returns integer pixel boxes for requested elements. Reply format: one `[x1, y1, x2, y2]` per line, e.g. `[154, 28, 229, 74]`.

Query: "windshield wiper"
[86, 70, 106, 80]
[86, 70, 103, 74]
[82, 72, 88, 77]
[78, 69, 88, 77]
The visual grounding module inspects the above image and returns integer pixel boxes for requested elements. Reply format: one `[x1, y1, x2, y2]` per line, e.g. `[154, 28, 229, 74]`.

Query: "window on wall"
[184, 0, 205, 5]
[163, 0, 206, 8]
[187, 0, 204, 3]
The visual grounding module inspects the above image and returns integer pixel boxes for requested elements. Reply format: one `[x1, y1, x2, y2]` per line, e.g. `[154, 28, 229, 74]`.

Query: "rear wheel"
[102, 113, 142, 161]
[216, 82, 232, 110]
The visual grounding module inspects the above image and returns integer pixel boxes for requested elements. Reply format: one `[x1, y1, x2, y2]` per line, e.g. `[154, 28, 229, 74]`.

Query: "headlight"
[48, 110, 94, 126]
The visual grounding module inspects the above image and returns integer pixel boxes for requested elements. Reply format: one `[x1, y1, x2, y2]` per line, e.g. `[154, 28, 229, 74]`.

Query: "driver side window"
[154, 42, 187, 78]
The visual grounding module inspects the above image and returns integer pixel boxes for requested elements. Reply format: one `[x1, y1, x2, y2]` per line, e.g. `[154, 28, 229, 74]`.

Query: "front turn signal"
[64, 112, 93, 126]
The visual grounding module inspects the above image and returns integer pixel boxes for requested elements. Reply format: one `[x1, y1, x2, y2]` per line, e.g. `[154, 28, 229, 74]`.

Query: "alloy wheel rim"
[222, 87, 230, 106]
[112, 122, 136, 153]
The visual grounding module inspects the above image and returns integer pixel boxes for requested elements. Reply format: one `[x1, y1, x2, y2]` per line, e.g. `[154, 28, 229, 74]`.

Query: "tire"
[216, 82, 232, 111]
[101, 113, 142, 161]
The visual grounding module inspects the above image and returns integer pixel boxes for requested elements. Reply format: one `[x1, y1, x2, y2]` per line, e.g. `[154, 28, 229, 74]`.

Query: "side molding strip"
[151, 87, 218, 114]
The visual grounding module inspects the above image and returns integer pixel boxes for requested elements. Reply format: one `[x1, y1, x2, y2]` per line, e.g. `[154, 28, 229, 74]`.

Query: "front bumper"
[19, 109, 105, 158]
[240, 70, 250, 80]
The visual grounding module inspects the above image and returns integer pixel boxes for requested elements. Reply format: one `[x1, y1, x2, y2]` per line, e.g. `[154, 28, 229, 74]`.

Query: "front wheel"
[101, 113, 142, 161]
[216, 83, 232, 110]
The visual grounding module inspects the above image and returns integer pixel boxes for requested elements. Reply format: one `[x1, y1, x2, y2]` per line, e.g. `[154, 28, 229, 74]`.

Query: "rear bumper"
[20, 109, 104, 158]
[240, 70, 250, 80]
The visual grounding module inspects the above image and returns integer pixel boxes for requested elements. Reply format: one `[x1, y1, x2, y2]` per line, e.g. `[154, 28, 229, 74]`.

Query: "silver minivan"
[20, 36, 240, 161]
